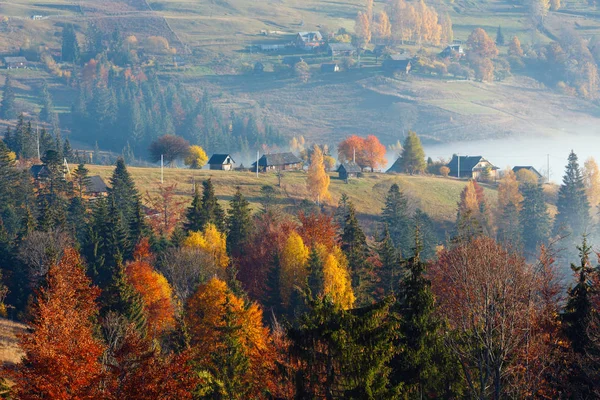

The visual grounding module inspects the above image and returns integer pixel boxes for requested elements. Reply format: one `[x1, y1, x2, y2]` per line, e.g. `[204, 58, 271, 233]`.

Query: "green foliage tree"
[400, 131, 426, 174]
[341, 202, 372, 304]
[199, 178, 225, 232]
[496, 26, 505, 45]
[520, 182, 550, 254]
[554, 150, 590, 239]
[0, 75, 16, 121]
[61, 24, 80, 63]
[226, 187, 252, 256]
[377, 225, 402, 297]
[39, 81, 58, 127]
[381, 184, 411, 255]
[184, 186, 203, 233]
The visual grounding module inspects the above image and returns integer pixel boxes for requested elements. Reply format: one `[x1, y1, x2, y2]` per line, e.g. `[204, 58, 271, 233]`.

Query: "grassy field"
[86, 165, 498, 234]
[0, 318, 26, 367]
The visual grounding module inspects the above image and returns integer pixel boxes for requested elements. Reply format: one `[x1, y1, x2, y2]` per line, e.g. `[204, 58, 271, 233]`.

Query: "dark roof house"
[440, 44, 464, 58]
[513, 166, 543, 180]
[29, 165, 50, 180]
[328, 43, 355, 57]
[386, 158, 403, 174]
[252, 152, 303, 171]
[295, 31, 323, 50]
[208, 154, 235, 170]
[337, 162, 362, 180]
[383, 55, 411, 74]
[446, 155, 499, 180]
[88, 175, 108, 195]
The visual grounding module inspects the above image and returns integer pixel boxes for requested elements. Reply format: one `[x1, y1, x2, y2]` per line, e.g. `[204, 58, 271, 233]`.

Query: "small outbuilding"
[328, 43, 355, 58]
[446, 155, 499, 180]
[321, 63, 340, 73]
[208, 154, 235, 171]
[29, 165, 51, 180]
[252, 152, 303, 172]
[383, 55, 411, 74]
[4, 56, 28, 69]
[439, 44, 464, 58]
[337, 162, 362, 180]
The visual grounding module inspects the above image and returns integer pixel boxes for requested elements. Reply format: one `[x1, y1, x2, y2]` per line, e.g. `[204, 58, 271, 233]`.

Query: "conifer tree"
[306, 247, 325, 300]
[226, 187, 252, 255]
[184, 185, 202, 233]
[62, 138, 73, 162]
[334, 193, 351, 232]
[496, 25, 505, 45]
[73, 163, 91, 198]
[341, 202, 372, 303]
[400, 131, 426, 174]
[108, 157, 142, 252]
[411, 209, 437, 260]
[199, 178, 225, 232]
[61, 24, 80, 63]
[0, 139, 17, 210]
[520, 181, 550, 254]
[0, 74, 16, 121]
[377, 225, 402, 297]
[381, 183, 411, 255]
[39, 81, 58, 126]
[554, 151, 590, 239]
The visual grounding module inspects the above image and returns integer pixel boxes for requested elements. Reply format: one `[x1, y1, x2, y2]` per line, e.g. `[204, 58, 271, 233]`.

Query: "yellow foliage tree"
[375, 11, 392, 40]
[307, 144, 331, 203]
[321, 246, 355, 309]
[323, 155, 336, 172]
[515, 169, 539, 185]
[184, 223, 230, 270]
[184, 145, 208, 169]
[279, 232, 310, 306]
[584, 157, 600, 208]
[508, 36, 524, 57]
[497, 169, 524, 216]
[355, 11, 371, 47]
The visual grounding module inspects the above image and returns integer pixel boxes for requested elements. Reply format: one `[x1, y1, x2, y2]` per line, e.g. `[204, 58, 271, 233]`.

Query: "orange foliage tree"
[185, 278, 277, 398]
[10, 248, 106, 399]
[125, 239, 176, 336]
[338, 135, 386, 171]
[298, 211, 339, 251]
[145, 183, 186, 236]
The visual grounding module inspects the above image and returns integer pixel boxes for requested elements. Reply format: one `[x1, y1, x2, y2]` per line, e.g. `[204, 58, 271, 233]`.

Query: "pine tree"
[411, 209, 437, 260]
[496, 25, 505, 45]
[554, 151, 590, 239]
[62, 138, 73, 162]
[377, 225, 402, 297]
[226, 187, 252, 255]
[341, 203, 372, 304]
[39, 81, 58, 126]
[400, 131, 426, 174]
[61, 24, 80, 63]
[0, 139, 18, 210]
[306, 247, 324, 300]
[334, 193, 351, 232]
[381, 183, 411, 255]
[39, 127, 55, 157]
[520, 182, 550, 254]
[73, 163, 91, 198]
[108, 157, 142, 252]
[0, 74, 16, 121]
[199, 178, 225, 232]
[183, 186, 202, 233]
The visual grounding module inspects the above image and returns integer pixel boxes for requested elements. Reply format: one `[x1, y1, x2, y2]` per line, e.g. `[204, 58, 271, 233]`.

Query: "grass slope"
[86, 165, 497, 234]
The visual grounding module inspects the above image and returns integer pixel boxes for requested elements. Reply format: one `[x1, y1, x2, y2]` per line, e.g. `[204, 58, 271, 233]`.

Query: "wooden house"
[29, 165, 51, 180]
[88, 175, 108, 197]
[337, 162, 361, 180]
[383, 55, 411, 74]
[208, 154, 235, 170]
[252, 152, 302, 172]
[446, 155, 498, 180]
[4, 57, 28, 69]
[439, 44, 464, 58]
[512, 166, 543, 180]
[295, 31, 323, 51]
[386, 158, 403, 174]
[328, 43, 355, 58]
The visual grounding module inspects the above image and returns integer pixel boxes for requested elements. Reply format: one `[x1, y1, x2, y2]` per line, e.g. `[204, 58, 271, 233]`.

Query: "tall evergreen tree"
[334, 193, 351, 232]
[0, 139, 18, 211]
[226, 187, 252, 255]
[108, 157, 141, 253]
[183, 185, 202, 233]
[377, 225, 402, 297]
[199, 178, 225, 232]
[39, 81, 58, 126]
[61, 24, 80, 63]
[400, 131, 426, 174]
[496, 25, 505, 45]
[554, 151, 590, 239]
[411, 209, 437, 260]
[497, 200, 522, 250]
[341, 203, 372, 304]
[520, 182, 550, 255]
[0, 74, 16, 121]
[381, 184, 411, 255]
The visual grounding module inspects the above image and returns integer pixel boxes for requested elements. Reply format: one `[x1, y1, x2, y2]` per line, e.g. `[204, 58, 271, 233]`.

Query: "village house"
[328, 43, 355, 58]
[439, 44, 464, 59]
[29, 164, 50, 180]
[337, 162, 361, 180]
[208, 154, 235, 171]
[4, 56, 28, 69]
[446, 155, 499, 180]
[321, 63, 340, 73]
[386, 158, 403, 174]
[88, 175, 108, 198]
[382, 54, 411, 74]
[252, 152, 303, 172]
[512, 166, 543, 181]
[295, 31, 323, 51]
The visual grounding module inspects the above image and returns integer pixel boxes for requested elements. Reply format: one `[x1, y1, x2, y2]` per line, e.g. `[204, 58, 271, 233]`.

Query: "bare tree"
[17, 230, 73, 288]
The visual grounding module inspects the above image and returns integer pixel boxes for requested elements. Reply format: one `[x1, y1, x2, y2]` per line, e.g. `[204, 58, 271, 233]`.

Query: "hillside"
[86, 165, 498, 233]
[0, 318, 26, 367]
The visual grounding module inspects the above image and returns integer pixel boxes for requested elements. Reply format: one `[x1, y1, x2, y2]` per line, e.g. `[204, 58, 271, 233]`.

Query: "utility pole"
[160, 154, 164, 184]
[457, 153, 460, 179]
[36, 124, 40, 160]
[256, 151, 259, 177]
[547, 153, 550, 183]
[353, 147, 356, 164]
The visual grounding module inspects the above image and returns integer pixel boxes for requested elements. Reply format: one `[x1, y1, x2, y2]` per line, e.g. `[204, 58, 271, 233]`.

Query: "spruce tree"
[226, 187, 252, 255]
[306, 248, 324, 300]
[400, 131, 426, 174]
[61, 24, 80, 63]
[554, 151, 590, 239]
[377, 225, 402, 297]
[341, 203, 372, 304]
[334, 192, 351, 232]
[0, 139, 18, 210]
[411, 209, 437, 260]
[520, 182, 550, 255]
[497, 200, 522, 250]
[62, 138, 73, 162]
[72, 163, 91, 198]
[0, 74, 16, 121]
[199, 178, 225, 232]
[108, 157, 141, 251]
[381, 183, 411, 255]
[183, 186, 203, 233]
[496, 25, 505, 45]
[39, 81, 58, 126]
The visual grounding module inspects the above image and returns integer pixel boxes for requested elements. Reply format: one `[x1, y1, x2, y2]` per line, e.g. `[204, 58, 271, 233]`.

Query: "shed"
[337, 162, 361, 180]
[513, 166, 543, 180]
[440, 44, 464, 58]
[383, 55, 411, 74]
[252, 152, 303, 172]
[446, 155, 499, 181]
[321, 63, 340, 73]
[29, 165, 50, 180]
[88, 175, 108, 196]
[208, 154, 235, 171]
[4, 57, 28, 69]
[328, 43, 355, 58]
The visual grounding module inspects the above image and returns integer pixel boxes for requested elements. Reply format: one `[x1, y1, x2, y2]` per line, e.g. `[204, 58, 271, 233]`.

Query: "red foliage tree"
[297, 211, 339, 251]
[9, 248, 106, 399]
[337, 135, 387, 171]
